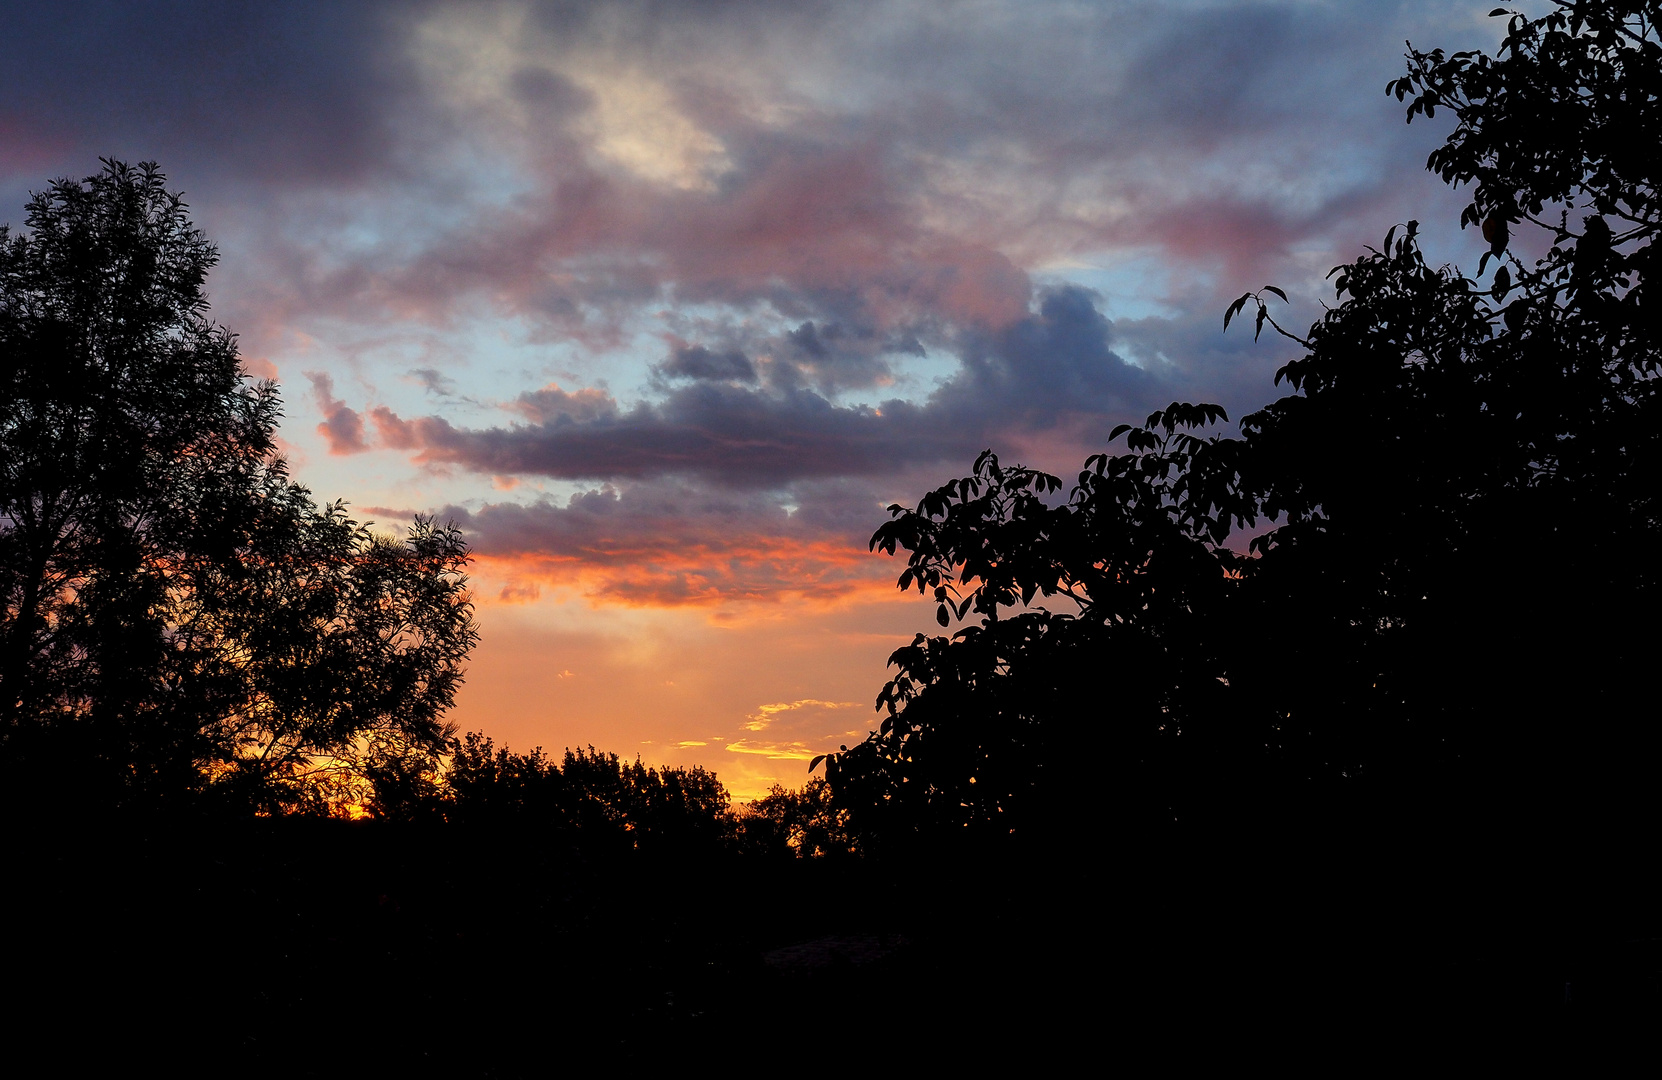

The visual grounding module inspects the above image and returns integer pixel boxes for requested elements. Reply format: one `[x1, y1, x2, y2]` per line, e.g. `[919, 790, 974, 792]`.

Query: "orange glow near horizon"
[446, 569, 931, 803]
[467, 537, 899, 611]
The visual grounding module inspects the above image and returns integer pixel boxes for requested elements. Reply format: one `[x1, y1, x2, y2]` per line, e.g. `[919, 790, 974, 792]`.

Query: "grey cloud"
[0, 1, 1488, 335]
[443, 476, 878, 563]
[0, 1, 414, 194]
[937, 285, 1154, 435]
[508, 67, 595, 118]
[408, 367, 458, 396]
[0, 0, 1498, 500]
[435, 475, 891, 605]
[506, 384, 621, 425]
[658, 344, 758, 383]
[383, 284, 1166, 487]
[787, 322, 829, 360]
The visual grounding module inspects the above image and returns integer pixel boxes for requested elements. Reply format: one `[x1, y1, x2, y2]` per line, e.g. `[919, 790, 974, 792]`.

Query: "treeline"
[372, 732, 857, 859]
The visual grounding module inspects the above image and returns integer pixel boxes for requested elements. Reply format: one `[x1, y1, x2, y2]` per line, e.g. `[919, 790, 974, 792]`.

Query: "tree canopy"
[434, 734, 736, 851]
[827, 0, 1662, 849]
[0, 161, 478, 816]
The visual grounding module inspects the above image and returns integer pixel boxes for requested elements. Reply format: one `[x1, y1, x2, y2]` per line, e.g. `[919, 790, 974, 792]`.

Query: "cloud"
[437, 477, 892, 607]
[241, 356, 280, 382]
[360, 283, 1157, 487]
[657, 344, 757, 384]
[408, 367, 459, 396]
[742, 699, 862, 733]
[2, 2, 1480, 341]
[305, 371, 369, 455]
[727, 698, 867, 761]
[505, 383, 620, 425]
[723, 741, 820, 762]
[0, 1, 411, 192]
[1, 1, 1480, 406]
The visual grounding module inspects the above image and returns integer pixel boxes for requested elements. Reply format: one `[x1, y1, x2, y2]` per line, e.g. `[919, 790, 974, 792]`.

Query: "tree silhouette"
[831, 0, 1662, 847]
[739, 778, 856, 857]
[0, 161, 478, 816]
[438, 732, 737, 852]
[837, 414, 1252, 846]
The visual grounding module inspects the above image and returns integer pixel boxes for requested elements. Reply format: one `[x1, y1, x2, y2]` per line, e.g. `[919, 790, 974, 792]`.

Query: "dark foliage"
[738, 776, 858, 857]
[830, 0, 1662, 850]
[0, 161, 478, 816]
[430, 732, 738, 854]
[391, 731, 860, 859]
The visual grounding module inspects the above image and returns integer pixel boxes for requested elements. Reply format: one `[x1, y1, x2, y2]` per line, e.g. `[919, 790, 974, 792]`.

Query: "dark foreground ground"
[6, 816, 1657, 1073]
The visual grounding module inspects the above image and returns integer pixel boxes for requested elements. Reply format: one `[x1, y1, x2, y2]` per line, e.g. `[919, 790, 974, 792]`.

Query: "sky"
[1, 0, 1515, 799]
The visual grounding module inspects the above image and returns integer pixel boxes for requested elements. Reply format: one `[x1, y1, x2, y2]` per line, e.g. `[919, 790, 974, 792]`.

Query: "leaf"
[936, 604, 950, 627]
[808, 755, 827, 773]
[1254, 306, 1267, 342]
[1223, 294, 1250, 330]
[1261, 285, 1288, 303]
[1487, 216, 1508, 256]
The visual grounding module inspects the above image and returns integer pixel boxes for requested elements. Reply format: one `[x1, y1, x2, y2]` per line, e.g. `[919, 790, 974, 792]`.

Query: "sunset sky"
[1, 1, 1508, 799]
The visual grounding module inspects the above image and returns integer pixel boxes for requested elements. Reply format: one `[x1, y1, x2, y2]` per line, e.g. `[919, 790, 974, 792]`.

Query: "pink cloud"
[437, 480, 900, 609]
[304, 371, 368, 455]
[506, 384, 619, 425]
[240, 356, 280, 382]
[370, 405, 420, 450]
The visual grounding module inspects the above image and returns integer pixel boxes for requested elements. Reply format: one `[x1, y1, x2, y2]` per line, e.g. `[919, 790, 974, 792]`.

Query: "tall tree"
[831, 0, 1662, 846]
[0, 161, 478, 815]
